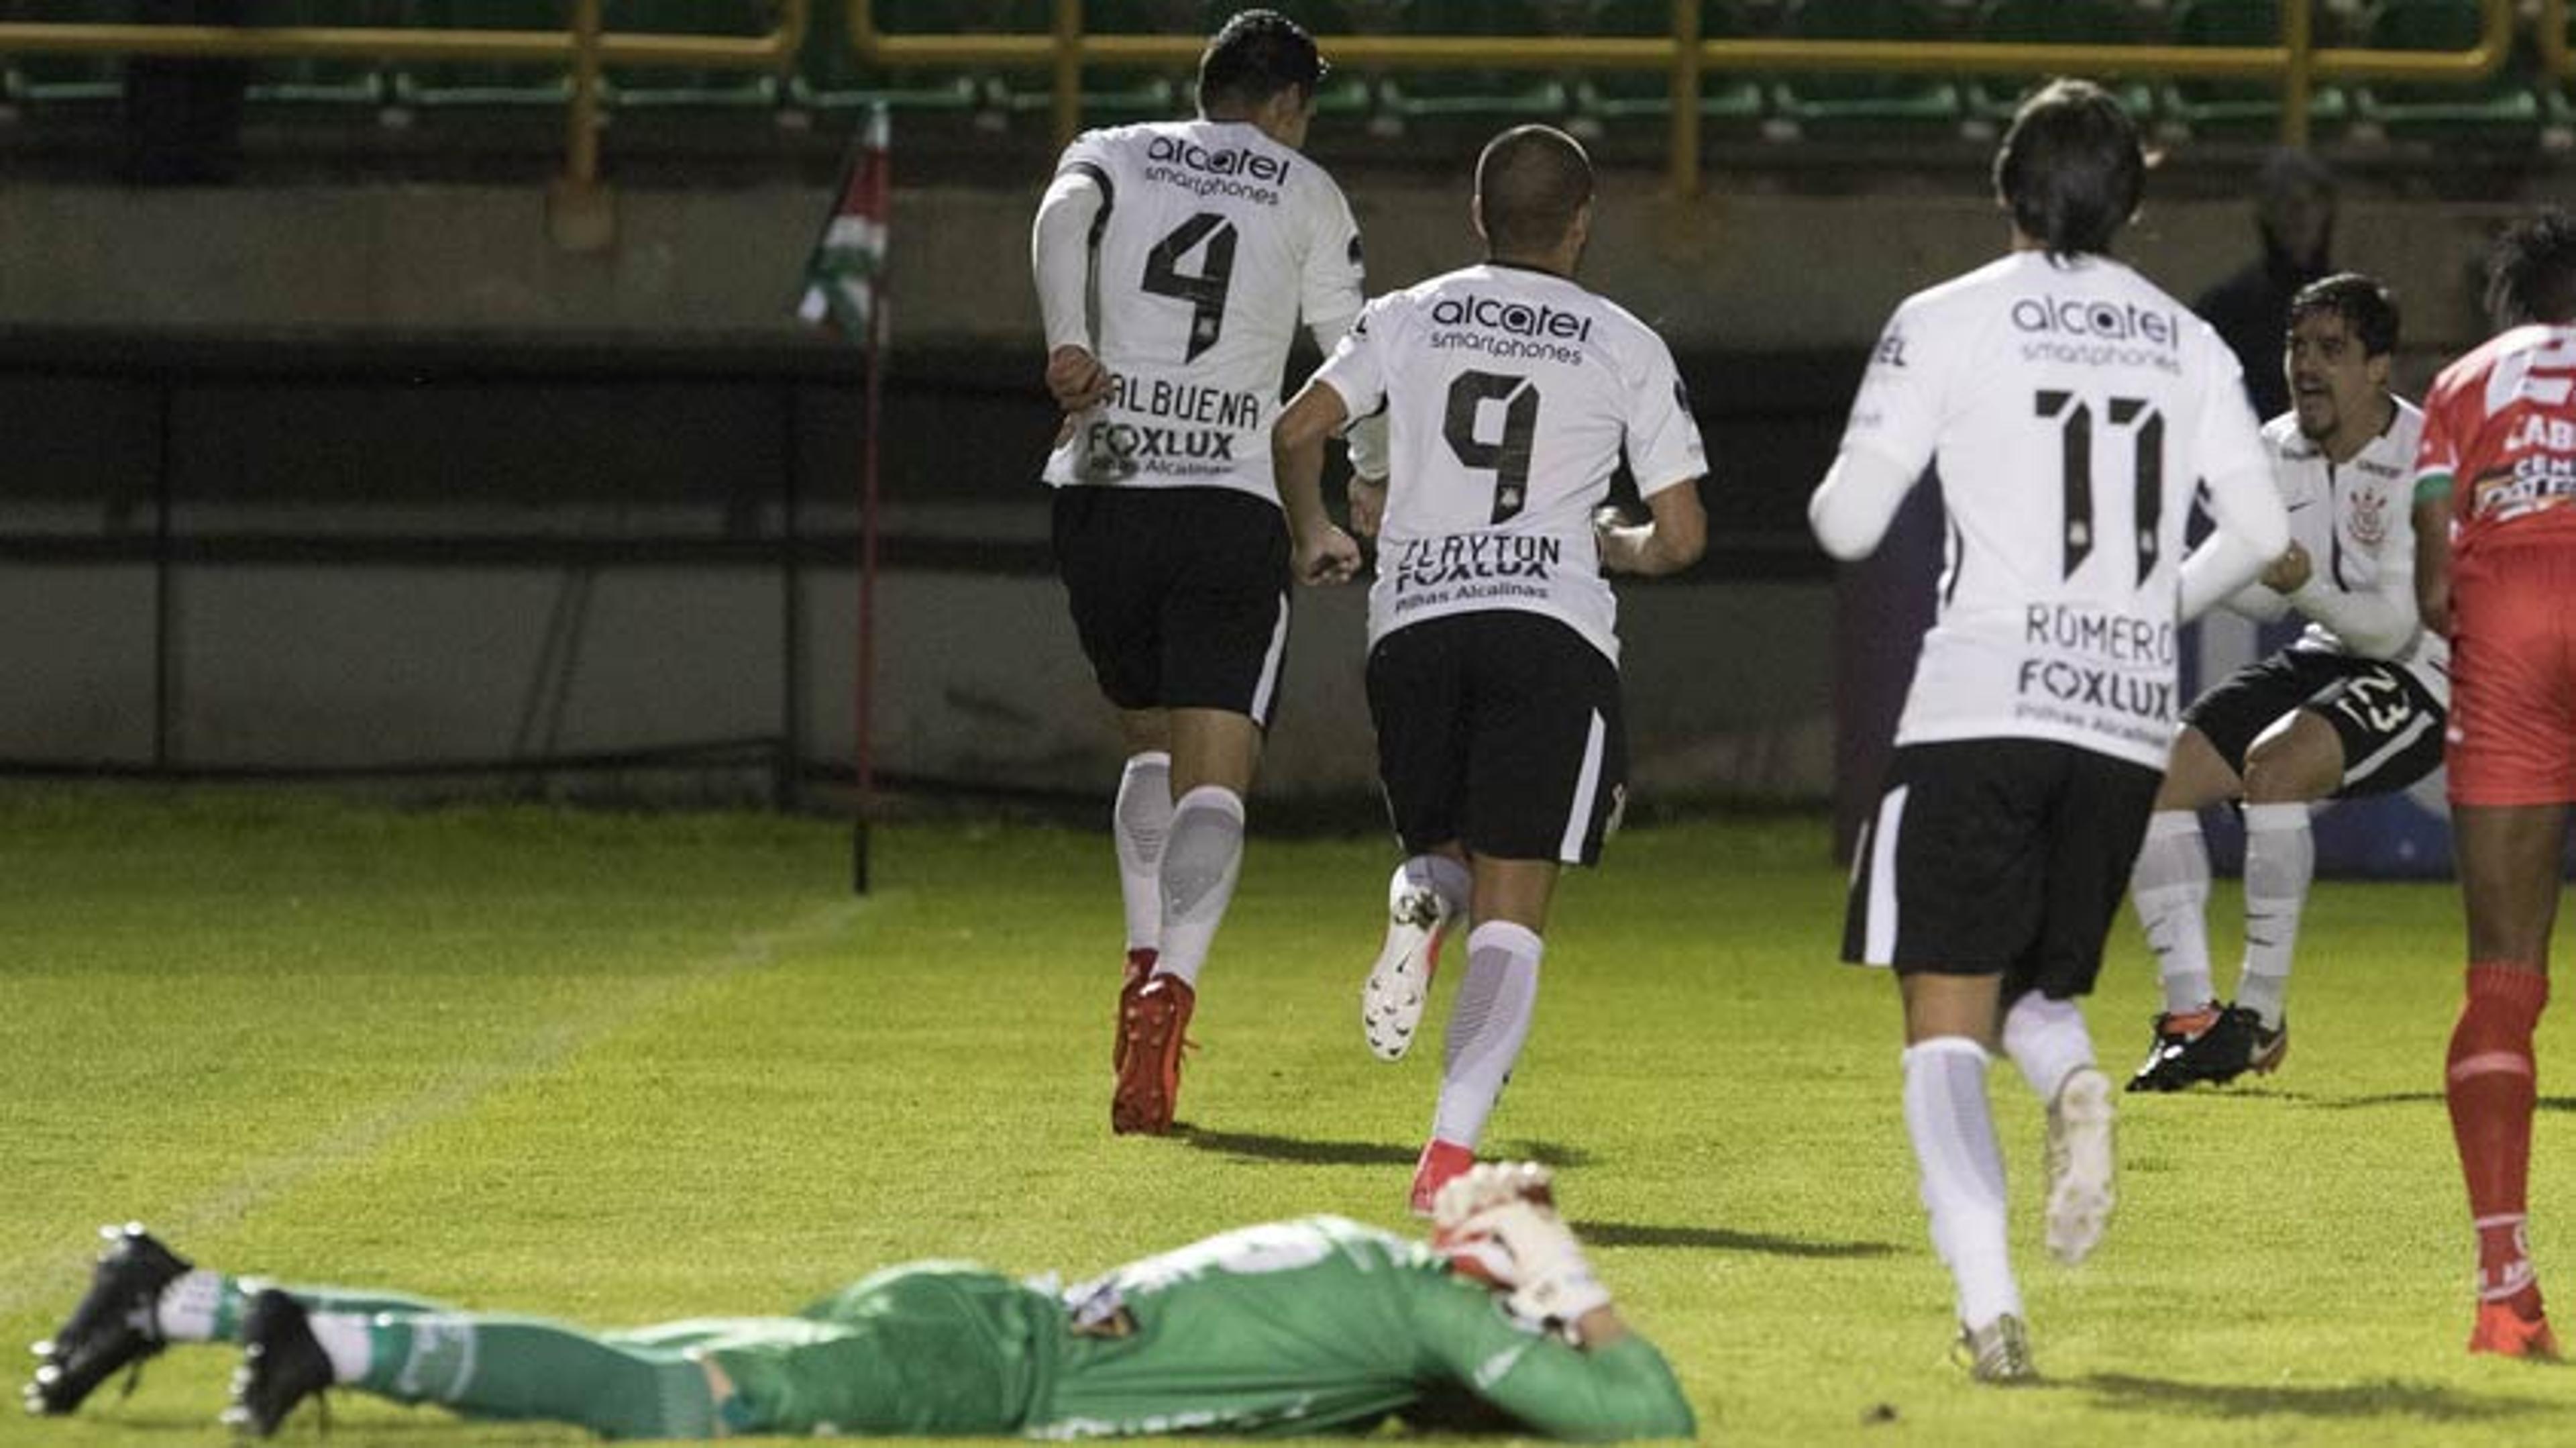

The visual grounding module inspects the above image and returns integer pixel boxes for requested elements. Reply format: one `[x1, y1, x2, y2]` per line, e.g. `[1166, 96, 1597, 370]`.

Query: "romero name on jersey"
[1311, 264, 1706, 663]
[1840, 252, 2272, 768]
[1043, 119, 1365, 501]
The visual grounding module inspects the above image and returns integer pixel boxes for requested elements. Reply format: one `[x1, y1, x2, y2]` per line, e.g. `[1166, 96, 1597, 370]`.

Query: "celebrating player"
[1810, 80, 2289, 1380]
[1272, 124, 1708, 1214]
[2411, 210, 2576, 1359]
[2128, 272, 2444, 1091]
[1028, 9, 1377, 1135]
[23, 1167, 1693, 1441]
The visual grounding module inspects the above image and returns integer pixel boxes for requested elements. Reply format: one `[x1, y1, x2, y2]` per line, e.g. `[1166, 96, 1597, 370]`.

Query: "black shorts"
[1051, 485, 1291, 728]
[2183, 648, 2445, 798]
[1842, 739, 2159, 999]
[1366, 612, 1627, 866]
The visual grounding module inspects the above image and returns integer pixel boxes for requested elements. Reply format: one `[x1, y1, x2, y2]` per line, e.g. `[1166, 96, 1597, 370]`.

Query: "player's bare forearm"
[1601, 480, 1707, 576]
[1274, 382, 1359, 584]
[2412, 492, 2453, 637]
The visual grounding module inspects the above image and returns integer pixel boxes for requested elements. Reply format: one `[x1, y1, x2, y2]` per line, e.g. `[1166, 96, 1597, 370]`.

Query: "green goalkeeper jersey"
[715, 1214, 1693, 1441]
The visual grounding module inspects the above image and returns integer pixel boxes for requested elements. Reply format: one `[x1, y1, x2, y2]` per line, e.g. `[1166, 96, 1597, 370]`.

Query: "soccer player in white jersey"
[1272, 125, 1709, 1215]
[1029, 9, 1374, 1136]
[2129, 273, 2447, 1092]
[1809, 81, 2290, 1381]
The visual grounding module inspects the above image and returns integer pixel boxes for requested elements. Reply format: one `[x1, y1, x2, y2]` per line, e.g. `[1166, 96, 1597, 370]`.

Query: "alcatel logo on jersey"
[1430, 295, 1595, 342]
[1145, 135, 1291, 184]
[2010, 297, 2178, 348]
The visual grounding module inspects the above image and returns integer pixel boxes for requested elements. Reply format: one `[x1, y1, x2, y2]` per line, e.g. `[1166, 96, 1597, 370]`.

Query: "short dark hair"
[2485, 209, 2576, 329]
[1197, 9, 1324, 115]
[2288, 272, 2399, 358]
[1475, 125, 1594, 258]
[1992, 79, 2144, 258]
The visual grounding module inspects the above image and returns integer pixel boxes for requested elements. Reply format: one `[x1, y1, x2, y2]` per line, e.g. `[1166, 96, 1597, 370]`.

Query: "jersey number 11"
[2036, 390, 2163, 586]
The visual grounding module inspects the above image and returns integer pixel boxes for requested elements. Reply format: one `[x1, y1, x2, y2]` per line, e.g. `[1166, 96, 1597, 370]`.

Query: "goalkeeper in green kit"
[25, 1165, 1693, 1441]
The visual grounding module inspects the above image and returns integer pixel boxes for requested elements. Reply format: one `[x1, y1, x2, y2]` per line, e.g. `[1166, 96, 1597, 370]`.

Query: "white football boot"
[1360, 864, 1458, 1062]
[2043, 1066, 2116, 1264]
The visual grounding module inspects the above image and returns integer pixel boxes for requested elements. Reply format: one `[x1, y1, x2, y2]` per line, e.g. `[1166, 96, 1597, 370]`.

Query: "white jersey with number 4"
[1838, 251, 2275, 769]
[1042, 117, 1365, 503]
[1311, 263, 1707, 664]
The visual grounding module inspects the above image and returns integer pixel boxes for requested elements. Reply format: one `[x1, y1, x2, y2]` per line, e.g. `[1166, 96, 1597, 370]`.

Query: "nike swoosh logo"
[2286, 501, 2316, 511]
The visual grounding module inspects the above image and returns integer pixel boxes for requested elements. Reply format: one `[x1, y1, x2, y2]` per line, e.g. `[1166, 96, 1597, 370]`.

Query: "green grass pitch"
[3, 788, 2571, 1446]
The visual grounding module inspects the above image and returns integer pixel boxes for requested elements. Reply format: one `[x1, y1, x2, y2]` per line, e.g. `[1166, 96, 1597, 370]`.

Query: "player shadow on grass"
[1176, 1129, 1595, 1170]
[1568, 1221, 1899, 1259]
[2068, 1373, 2561, 1423]
[2279, 1091, 2576, 1113]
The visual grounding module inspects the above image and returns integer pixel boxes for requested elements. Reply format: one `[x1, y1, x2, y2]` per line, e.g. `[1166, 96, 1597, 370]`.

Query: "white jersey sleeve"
[1038, 119, 1365, 503]
[1317, 264, 1707, 664]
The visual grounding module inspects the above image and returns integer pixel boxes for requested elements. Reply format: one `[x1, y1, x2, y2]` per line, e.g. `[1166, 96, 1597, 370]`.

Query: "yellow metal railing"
[0, 0, 2537, 206]
[851, 0, 2520, 195]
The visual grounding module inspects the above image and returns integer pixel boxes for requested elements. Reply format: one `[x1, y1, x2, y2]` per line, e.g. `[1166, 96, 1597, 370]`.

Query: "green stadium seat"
[3, 0, 131, 106]
[239, 0, 391, 108]
[2352, 0, 2540, 146]
[1766, 0, 1961, 139]
[790, 0, 999, 115]
[1962, 0, 2153, 132]
[1572, 0, 1764, 131]
[393, 0, 572, 109]
[982, 0, 1208, 125]
[2157, 0, 2348, 139]
[603, 0, 778, 111]
[1378, 0, 1569, 126]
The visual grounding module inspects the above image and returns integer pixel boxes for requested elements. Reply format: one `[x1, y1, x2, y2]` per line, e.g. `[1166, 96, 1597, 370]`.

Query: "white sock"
[154, 1269, 230, 1343]
[1397, 853, 1472, 927]
[1153, 785, 1244, 988]
[306, 1310, 372, 1384]
[2000, 992, 2096, 1101]
[2237, 801, 2313, 1029]
[1113, 752, 1173, 955]
[1430, 921, 1544, 1149]
[1901, 1037, 2022, 1331]
[2130, 810, 2216, 1015]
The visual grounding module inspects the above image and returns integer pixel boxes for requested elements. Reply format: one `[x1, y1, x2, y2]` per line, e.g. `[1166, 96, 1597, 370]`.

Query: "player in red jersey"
[2411, 209, 2576, 1359]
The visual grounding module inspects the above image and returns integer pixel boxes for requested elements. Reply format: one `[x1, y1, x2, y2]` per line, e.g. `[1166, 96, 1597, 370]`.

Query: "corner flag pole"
[795, 104, 892, 896]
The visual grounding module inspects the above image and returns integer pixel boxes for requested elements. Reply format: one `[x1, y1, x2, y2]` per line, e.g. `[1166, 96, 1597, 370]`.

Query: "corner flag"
[799, 105, 892, 346]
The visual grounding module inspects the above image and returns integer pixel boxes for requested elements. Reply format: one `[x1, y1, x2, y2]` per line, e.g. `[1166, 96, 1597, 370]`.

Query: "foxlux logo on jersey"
[2012, 295, 2182, 375]
[1085, 375, 1265, 478]
[1143, 134, 1290, 204]
[1391, 533, 1563, 611]
[2015, 603, 2176, 745]
[1428, 294, 1592, 366]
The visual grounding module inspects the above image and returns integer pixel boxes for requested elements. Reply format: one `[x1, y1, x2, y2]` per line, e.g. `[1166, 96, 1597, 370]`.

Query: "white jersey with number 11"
[1837, 251, 2275, 769]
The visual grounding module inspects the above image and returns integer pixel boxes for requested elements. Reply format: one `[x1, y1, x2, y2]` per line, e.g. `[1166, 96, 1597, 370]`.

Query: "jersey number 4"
[1142, 213, 1238, 362]
[1446, 371, 1542, 524]
[2036, 390, 2164, 585]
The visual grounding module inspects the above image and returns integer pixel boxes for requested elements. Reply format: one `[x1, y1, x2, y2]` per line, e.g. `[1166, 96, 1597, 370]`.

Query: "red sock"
[2449, 964, 2549, 1316]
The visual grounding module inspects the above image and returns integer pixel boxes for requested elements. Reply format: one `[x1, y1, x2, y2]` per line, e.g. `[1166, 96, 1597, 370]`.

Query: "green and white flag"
[798, 105, 891, 346]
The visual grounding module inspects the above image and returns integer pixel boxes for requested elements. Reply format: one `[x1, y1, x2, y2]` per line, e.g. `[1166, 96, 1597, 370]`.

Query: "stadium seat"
[985, 0, 1199, 123]
[1572, 0, 1764, 132]
[2351, 0, 2540, 146]
[603, 0, 780, 111]
[241, 0, 390, 109]
[1766, 0, 1961, 140]
[1962, 0, 2153, 133]
[1377, 0, 1570, 127]
[2157, 0, 2348, 139]
[3, 0, 130, 107]
[393, 0, 572, 109]
[790, 0, 996, 115]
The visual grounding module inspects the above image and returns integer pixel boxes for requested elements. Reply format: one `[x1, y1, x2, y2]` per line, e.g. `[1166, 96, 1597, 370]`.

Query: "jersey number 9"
[1446, 371, 1543, 525]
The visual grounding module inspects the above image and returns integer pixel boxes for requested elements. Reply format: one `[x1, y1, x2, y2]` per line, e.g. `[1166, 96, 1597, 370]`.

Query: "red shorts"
[2448, 544, 2576, 806]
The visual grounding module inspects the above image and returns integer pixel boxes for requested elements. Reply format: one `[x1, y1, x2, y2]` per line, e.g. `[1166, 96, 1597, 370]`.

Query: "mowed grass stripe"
[5, 795, 2575, 1446]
